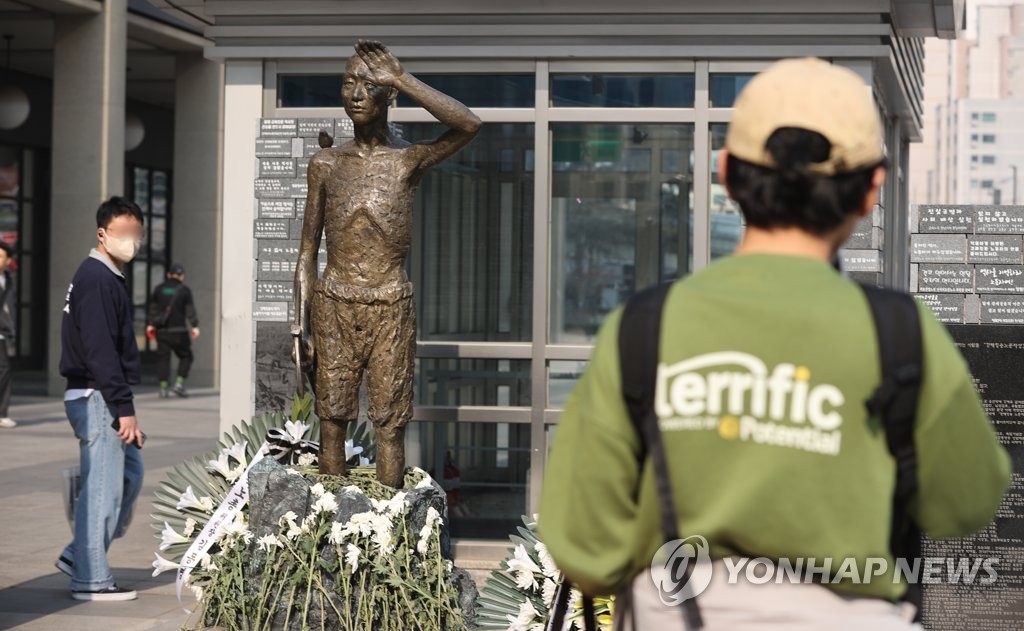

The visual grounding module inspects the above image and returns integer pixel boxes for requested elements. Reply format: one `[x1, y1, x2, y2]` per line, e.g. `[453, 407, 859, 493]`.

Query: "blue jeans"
[61, 391, 144, 591]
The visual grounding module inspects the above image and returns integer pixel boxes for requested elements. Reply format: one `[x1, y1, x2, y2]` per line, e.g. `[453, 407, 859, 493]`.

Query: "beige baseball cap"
[725, 57, 885, 176]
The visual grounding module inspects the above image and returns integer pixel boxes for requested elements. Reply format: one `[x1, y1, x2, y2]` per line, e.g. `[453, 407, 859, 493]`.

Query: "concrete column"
[218, 60, 262, 434]
[173, 53, 224, 388]
[47, 0, 127, 395]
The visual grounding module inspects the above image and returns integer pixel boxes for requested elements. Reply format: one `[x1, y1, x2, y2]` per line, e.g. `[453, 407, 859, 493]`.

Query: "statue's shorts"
[311, 278, 415, 440]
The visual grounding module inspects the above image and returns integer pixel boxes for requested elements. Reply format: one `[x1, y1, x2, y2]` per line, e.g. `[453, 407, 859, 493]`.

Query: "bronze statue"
[293, 40, 481, 487]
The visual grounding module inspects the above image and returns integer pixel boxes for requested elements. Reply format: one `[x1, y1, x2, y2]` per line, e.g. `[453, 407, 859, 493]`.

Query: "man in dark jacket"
[56, 196, 145, 601]
[146, 262, 199, 398]
[0, 240, 16, 429]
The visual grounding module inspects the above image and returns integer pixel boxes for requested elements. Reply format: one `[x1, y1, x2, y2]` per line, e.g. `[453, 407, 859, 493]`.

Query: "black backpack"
[613, 280, 924, 629]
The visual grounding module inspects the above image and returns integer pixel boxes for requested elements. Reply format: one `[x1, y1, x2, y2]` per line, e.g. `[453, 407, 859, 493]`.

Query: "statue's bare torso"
[315, 139, 417, 288]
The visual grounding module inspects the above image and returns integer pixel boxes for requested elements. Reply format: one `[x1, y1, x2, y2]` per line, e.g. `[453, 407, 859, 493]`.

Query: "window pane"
[402, 123, 534, 341]
[416, 359, 531, 406]
[550, 124, 694, 343]
[152, 171, 169, 216]
[0, 147, 19, 197]
[150, 215, 167, 262]
[548, 360, 588, 408]
[709, 74, 754, 108]
[551, 75, 695, 108]
[133, 167, 150, 213]
[397, 75, 535, 108]
[278, 75, 343, 108]
[405, 421, 528, 539]
[710, 123, 744, 260]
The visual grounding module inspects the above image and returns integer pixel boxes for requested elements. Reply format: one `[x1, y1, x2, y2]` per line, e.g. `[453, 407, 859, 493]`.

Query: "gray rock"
[247, 458, 313, 538]
[452, 566, 479, 626]
[404, 485, 451, 559]
[332, 487, 373, 525]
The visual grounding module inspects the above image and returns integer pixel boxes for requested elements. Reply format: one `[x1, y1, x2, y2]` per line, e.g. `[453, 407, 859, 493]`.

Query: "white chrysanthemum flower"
[344, 439, 364, 461]
[415, 475, 434, 489]
[283, 419, 309, 443]
[341, 485, 363, 495]
[370, 514, 394, 554]
[506, 599, 540, 631]
[425, 506, 443, 529]
[446, 560, 453, 572]
[199, 552, 218, 572]
[190, 584, 204, 601]
[223, 441, 248, 466]
[410, 466, 428, 477]
[176, 486, 214, 513]
[416, 537, 429, 555]
[279, 510, 298, 526]
[328, 522, 345, 545]
[285, 467, 301, 476]
[159, 521, 190, 550]
[386, 491, 408, 516]
[506, 545, 542, 591]
[342, 512, 376, 538]
[297, 452, 317, 467]
[182, 517, 197, 537]
[543, 578, 558, 607]
[344, 544, 360, 574]
[312, 492, 339, 514]
[535, 542, 560, 580]
[151, 552, 180, 577]
[369, 498, 388, 513]
[359, 456, 371, 466]
[310, 482, 326, 497]
[257, 534, 282, 552]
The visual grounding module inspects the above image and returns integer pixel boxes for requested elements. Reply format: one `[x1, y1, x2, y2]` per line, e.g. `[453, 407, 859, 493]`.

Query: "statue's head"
[342, 55, 396, 125]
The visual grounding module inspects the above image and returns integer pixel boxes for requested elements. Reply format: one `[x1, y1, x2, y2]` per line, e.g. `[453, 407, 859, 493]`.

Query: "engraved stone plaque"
[303, 137, 323, 158]
[916, 293, 965, 324]
[256, 138, 293, 158]
[974, 206, 1024, 235]
[253, 302, 289, 322]
[256, 281, 294, 302]
[290, 179, 309, 198]
[916, 264, 975, 293]
[260, 118, 298, 138]
[257, 259, 298, 281]
[254, 219, 290, 240]
[259, 158, 296, 179]
[918, 206, 975, 234]
[258, 199, 295, 219]
[968, 236, 1023, 265]
[298, 118, 335, 137]
[257, 239, 301, 262]
[911, 234, 968, 264]
[254, 178, 291, 198]
[335, 118, 355, 138]
[976, 265, 1024, 293]
[981, 296, 1024, 325]
[840, 249, 882, 273]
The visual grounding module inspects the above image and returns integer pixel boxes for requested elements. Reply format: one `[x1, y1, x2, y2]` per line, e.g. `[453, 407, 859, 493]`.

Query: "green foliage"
[476, 515, 613, 631]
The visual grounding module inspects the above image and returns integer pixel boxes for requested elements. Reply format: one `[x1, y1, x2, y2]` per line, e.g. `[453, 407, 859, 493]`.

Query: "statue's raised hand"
[355, 40, 404, 87]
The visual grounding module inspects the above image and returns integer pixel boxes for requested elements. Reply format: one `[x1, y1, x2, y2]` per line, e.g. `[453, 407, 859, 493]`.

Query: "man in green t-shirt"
[539, 58, 1010, 629]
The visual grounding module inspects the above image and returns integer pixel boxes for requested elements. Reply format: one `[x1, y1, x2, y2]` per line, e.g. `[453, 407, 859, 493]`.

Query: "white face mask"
[101, 230, 141, 263]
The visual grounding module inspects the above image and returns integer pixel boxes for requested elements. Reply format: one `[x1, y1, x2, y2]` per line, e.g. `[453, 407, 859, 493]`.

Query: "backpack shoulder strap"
[859, 283, 924, 617]
[618, 282, 704, 629]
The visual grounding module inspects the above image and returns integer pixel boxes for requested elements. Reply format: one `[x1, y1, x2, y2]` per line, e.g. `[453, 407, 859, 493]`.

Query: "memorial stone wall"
[911, 205, 1024, 629]
[910, 205, 1024, 324]
[841, 203, 885, 286]
[251, 117, 354, 413]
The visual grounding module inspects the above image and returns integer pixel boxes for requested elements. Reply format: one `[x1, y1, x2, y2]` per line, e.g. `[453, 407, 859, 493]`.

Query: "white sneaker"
[71, 584, 137, 601]
[0, 418, 15, 428]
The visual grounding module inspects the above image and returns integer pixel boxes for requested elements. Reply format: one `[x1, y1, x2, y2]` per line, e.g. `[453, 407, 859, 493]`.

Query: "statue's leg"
[366, 294, 416, 488]
[311, 290, 364, 477]
[319, 418, 349, 476]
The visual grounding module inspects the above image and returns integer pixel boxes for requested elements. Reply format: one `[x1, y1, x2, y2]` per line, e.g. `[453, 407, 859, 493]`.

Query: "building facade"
[911, 1, 1024, 205]
[146, 0, 962, 549]
[0, 0, 221, 390]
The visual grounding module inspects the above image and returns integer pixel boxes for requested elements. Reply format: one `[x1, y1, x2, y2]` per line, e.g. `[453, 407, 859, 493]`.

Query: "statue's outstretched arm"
[355, 39, 481, 170]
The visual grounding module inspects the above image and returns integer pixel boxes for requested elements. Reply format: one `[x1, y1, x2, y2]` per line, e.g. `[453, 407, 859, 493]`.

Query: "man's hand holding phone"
[112, 415, 145, 448]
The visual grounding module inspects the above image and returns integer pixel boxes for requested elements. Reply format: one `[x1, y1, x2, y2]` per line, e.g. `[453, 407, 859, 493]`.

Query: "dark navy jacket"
[60, 251, 140, 417]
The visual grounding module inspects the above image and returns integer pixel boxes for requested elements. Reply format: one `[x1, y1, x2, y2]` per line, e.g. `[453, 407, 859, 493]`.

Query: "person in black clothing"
[0, 241, 16, 429]
[146, 262, 199, 398]
[57, 196, 145, 601]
